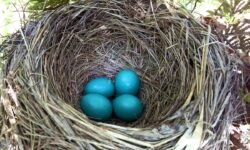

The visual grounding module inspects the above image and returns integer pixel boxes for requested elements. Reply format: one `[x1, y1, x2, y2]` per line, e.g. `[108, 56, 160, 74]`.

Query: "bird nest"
[0, 0, 243, 149]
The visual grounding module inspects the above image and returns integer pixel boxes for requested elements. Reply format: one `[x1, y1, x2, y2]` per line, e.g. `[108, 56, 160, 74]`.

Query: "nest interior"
[0, 0, 242, 149]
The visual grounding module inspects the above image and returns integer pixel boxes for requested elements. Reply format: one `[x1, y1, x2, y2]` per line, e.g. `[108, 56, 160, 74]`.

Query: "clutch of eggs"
[80, 69, 143, 122]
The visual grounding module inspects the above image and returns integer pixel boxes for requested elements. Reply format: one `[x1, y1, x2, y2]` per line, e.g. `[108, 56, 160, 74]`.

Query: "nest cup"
[0, 0, 242, 149]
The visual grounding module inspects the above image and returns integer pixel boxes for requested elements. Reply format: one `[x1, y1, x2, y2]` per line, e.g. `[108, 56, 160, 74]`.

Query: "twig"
[191, 0, 199, 13]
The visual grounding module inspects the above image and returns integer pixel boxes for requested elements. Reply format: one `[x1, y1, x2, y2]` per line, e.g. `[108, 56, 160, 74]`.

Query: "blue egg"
[112, 95, 143, 122]
[115, 69, 140, 95]
[80, 94, 112, 121]
[84, 77, 114, 98]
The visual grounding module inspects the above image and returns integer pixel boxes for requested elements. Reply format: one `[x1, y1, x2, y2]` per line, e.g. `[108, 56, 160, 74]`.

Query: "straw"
[0, 0, 243, 149]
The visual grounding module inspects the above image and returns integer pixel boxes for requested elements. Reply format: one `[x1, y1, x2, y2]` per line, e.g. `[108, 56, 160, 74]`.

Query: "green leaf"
[244, 93, 250, 104]
[28, 0, 75, 10]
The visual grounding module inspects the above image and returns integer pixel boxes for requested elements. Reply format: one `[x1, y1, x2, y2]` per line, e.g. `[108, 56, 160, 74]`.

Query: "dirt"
[230, 64, 250, 150]
[230, 106, 250, 149]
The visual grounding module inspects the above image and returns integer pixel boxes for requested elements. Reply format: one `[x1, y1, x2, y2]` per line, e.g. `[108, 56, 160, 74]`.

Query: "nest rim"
[0, 0, 242, 149]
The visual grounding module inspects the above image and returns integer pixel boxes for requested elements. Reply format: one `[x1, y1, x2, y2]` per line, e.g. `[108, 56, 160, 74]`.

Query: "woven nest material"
[0, 0, 243, 149]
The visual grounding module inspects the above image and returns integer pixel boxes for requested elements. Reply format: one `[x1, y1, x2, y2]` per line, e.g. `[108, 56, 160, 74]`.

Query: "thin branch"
[191, 0, 199, 13]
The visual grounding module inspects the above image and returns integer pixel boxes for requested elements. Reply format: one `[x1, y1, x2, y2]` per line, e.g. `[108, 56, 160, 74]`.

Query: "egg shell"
[80, 94, 112, 121]
[112, 94, 143, 122]
[84, 77, 114, 98]
[115, 69, 140, 95]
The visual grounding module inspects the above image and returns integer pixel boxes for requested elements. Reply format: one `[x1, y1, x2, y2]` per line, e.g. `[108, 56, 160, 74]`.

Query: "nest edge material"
[0, 0, 243, 149]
